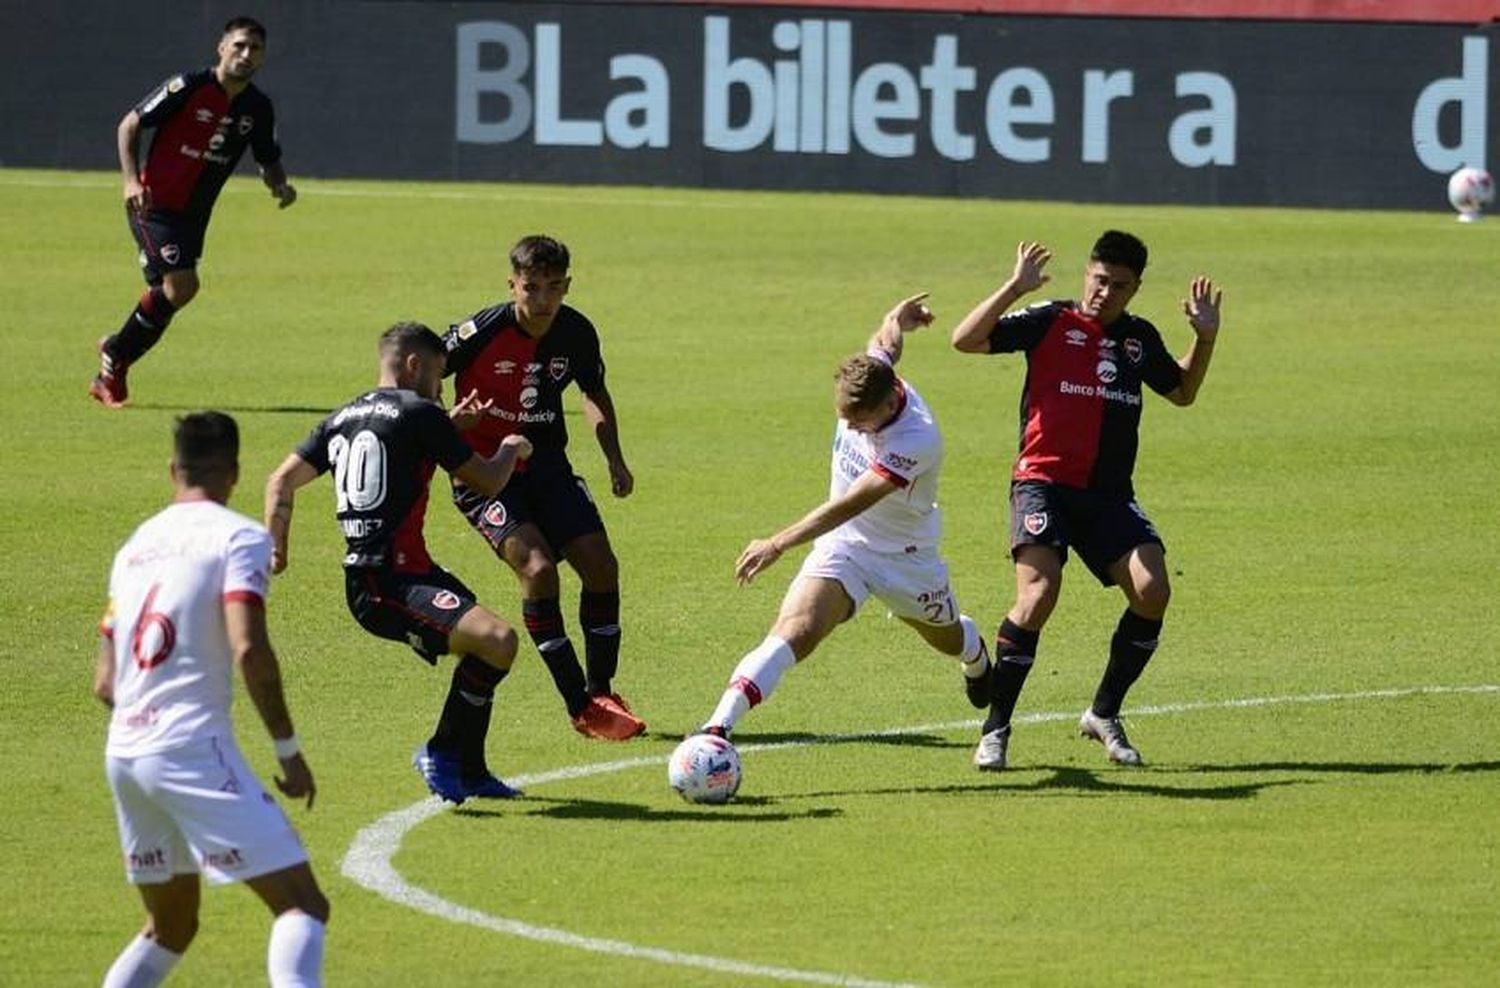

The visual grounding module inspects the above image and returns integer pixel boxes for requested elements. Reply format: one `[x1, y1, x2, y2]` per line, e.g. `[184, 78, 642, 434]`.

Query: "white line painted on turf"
[342, 684, 1499, 985]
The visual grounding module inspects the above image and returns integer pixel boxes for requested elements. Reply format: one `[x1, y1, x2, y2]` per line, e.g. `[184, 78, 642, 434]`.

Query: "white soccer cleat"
[972, 726, 1010, 771]
[1079, 709, 1143, 765]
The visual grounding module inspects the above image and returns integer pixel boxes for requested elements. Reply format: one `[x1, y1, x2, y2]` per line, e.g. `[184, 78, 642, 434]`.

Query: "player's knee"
[295, 888, 331, 925]
[163, 274, 199, 307]
[1134, 571, 1171, 615]
[147, 913, 199, 952]
[515, 554, 560, 592]
[490, 623, 520, 664]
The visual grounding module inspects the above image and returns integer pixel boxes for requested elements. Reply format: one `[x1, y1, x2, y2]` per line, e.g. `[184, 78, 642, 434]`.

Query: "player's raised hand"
[1182, 276, 1222, 341]
[886, 292, 935, 333]
[1010, 241, 1053, 294]
[450, 388, 493, 430]
[736, 537, 783, 585]
[275, 752, 316, 810]
[271, 182, 298, 209]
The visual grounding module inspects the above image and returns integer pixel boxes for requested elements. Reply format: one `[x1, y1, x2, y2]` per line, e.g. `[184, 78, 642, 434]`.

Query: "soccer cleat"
[571, 695, 647, 741]
[601, 691, 637, 715]
[462, 772, 524, 800]
[963, 657, 992, 710]
[88, 339, 130, 408]
[412, 744, 467, 804]
[972, 725, 1010, 771]
[1079, 709, 1144, 766]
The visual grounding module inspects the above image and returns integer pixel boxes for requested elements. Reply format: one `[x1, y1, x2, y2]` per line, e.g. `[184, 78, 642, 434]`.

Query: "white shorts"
[106, 735, 307, 886]
[796, 538, 958, 626]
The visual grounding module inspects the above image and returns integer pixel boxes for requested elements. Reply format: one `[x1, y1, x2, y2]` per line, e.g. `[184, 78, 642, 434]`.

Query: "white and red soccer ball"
[668, 733, 742, 804]
[1447, 167, 1494, 220]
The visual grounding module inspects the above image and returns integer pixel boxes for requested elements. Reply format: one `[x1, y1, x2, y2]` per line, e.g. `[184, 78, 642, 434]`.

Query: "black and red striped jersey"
[133, 67, 281, 219]
[294, 389, 473, 573]
[988, 301, 1183, 495]
[442, 302, 606, 461]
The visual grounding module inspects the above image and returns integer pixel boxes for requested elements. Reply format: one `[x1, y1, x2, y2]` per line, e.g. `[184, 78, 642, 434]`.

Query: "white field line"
[342, 683, 1498, 985]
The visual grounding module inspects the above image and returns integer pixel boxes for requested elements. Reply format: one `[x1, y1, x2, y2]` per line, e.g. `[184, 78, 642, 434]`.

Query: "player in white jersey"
[95, 412, 328, 988]
[696, 294, 993, 744]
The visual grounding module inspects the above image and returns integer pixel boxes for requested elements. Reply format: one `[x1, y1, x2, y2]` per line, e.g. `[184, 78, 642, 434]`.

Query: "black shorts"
[453, 452, 605, 556]
[1009, 479, 1164, 587]
[344, 565, 479, 664]
[127, 207, 206, 285]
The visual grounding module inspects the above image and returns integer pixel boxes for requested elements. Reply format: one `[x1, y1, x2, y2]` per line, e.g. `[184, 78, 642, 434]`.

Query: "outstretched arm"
[951, 241, 1052, 353]
[868, 292, 935, 366]
[1166, 275, 1222, 407]
[264, 454, 320, 574]
[452, 434, 533, 497]
[735, 470, 899, 585]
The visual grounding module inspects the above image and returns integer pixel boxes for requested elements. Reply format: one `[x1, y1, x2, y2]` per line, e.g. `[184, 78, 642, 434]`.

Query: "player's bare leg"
[702, 578, 852, 736]
[1081, 543, 1171, 766]
[103, 874, 199, 986]
[503, 524, 642, 738]
[561, 530, 631, 706]
[245, 862, 330, 988]
[92, 270, 200, 408]
[975, 546, 1063, 770]
[899, 613, 992, 707]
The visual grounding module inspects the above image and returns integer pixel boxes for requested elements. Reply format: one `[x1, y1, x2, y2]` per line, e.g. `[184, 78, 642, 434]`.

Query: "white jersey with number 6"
[824, 375, 943, 554]
[103, 499, 272, 758]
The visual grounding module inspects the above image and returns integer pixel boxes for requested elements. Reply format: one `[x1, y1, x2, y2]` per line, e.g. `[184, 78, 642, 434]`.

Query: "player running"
[442, 235, 645, 740]
[96, 412, 328, 987]
[695, 293, 993, 741]
[90, 16, 297, 408]
[264, 323, 636, 803]
[951, 233, 1222, 770]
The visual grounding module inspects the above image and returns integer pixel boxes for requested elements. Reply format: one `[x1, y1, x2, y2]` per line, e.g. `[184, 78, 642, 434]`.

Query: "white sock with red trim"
[704, 635, 796, 733]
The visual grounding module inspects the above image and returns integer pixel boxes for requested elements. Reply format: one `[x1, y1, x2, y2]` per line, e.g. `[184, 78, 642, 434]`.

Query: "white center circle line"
[341, 683, 1499, 986]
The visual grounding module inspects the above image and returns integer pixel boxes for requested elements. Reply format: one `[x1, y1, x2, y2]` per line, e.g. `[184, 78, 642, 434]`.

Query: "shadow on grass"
[453, 795, 844, 823]
[1162, 759, 1500, 776]
[786, 766, 1302, 802]
[645, 729, 964, 750]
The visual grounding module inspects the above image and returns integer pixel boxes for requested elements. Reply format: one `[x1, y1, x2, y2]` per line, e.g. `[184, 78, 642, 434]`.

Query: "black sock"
[428, 656, 507, 781]
[579, 589, 621, 695]
[984, 618, 1040, 734]
[106, 287, 175, 365]
[523, 597, 589, 716]
[1091, 610, 1163, 718]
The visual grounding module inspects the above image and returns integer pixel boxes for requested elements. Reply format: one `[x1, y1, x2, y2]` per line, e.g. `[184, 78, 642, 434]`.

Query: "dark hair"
[223, 16, 267, 42]
[1090, 230, 1148, 277]
[379, 320, 445, 360]
[510, 235, 570, 276]
[173, 411, 239, 485]
[835, 354, 897, 412]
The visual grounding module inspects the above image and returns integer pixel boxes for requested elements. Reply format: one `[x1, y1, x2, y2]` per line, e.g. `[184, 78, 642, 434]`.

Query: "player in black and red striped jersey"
[951, 232, 1222, 770]
[90, 16, 296, 409]
[442, 235, 646, 741]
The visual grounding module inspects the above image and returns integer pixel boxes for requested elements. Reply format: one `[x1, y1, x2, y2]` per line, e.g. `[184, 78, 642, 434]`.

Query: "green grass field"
[2, 168, 1497, 986]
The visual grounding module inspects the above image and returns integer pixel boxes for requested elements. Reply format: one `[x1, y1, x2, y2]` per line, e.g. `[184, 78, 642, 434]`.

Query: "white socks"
[268, 910, 326, 988]
[103, 934, 181, 988]
[958, 615, 988, 677]
[706, 636, 796, 732]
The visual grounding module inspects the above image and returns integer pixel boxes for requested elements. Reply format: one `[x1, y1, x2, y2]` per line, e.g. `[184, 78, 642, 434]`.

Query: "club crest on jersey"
[160, 244, 180, 264]
[238, 115, 253, 135]
[482, 502, 508, 528]
[548, 357, 569, 381]
[1096, 360, 1118, 384]
[1023, 512, 1049, 536]
[1124, 338, 1143, 363]
[432, 591, 462, 611]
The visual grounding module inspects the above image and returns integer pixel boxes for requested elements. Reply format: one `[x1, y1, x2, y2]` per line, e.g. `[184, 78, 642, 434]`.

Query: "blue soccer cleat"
[412, 744, 467, 804]
[462, 773, 524, 800]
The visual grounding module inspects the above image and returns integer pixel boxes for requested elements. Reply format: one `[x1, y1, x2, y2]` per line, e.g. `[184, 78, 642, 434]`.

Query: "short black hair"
[1091, 230, 1148, 277]
[510, 235, 570, 276]
[174, 411, 239, 486]
[379, 320, 445, 360]
[223, 16, 267, 42]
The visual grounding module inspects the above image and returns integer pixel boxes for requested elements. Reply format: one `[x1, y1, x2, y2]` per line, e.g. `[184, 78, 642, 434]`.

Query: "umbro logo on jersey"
[1124, 338, 1144, 363]
[195, 107, 216, 123]
[548, 357, 569, 381]
[493, 360, 516, 374]
[1065, 329, 1089, 346]
[432, 591, 462, 610]
[1023, 512, 1049, 535]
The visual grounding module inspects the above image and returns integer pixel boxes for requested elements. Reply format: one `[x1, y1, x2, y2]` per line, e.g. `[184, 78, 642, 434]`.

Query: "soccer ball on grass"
[668, 733, 742, 804]
[1447, 167, 1494, 221]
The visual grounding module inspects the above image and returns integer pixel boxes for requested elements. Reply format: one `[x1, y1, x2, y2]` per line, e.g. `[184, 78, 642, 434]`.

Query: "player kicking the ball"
[695, 294, 992, 743]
